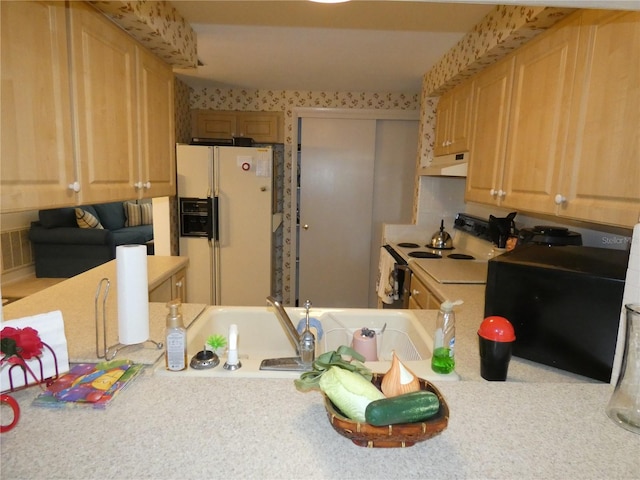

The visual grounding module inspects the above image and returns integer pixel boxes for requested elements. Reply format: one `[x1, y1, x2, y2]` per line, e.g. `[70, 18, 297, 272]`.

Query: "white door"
[298, 118, 376, 307]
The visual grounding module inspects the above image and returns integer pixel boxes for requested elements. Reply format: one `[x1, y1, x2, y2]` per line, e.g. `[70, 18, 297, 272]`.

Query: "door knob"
[554, 194, 567, 205]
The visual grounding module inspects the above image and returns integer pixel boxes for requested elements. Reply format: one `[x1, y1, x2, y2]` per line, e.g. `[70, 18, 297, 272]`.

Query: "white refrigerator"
[176, 144, 273, 305]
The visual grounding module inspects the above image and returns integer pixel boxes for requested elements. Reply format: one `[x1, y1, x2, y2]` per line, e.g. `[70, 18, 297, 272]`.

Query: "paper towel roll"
[116, 245, 149, 345]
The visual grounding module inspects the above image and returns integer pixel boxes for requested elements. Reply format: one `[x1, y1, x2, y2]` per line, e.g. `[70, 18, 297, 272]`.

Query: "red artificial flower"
[1, 326, 44, 361]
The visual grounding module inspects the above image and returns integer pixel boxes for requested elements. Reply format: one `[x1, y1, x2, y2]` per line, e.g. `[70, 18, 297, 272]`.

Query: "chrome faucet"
[266, 296, 301, 354]
[263, 296, 315, 371]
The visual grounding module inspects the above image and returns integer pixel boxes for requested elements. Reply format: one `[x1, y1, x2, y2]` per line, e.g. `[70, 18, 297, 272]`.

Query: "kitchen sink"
[154, 306, 459, 381]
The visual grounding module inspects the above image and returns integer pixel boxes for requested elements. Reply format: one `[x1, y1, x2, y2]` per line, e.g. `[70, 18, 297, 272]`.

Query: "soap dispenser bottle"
[431, 299, 463, 374]
[165, 299, 187, 371]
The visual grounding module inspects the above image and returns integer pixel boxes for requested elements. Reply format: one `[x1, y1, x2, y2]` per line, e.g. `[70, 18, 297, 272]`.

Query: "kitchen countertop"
[1, 256, 206, 364]
[2, 261, 639, 479]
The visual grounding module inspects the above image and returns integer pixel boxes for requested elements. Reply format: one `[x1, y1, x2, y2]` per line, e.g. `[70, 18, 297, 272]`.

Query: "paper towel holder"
[94, 278, 163, 360]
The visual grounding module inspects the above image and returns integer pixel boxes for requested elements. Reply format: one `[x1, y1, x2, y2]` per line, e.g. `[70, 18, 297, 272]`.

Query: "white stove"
[385, 214, 504, 285]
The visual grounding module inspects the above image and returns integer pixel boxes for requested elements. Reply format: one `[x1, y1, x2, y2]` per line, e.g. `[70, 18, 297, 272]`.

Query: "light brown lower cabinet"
[149, 268, 187, 303]
[408, 274, 441, 310]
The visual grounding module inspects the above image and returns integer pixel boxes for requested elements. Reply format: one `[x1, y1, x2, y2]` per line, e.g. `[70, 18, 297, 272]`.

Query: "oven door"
[381, 262, 412, 309]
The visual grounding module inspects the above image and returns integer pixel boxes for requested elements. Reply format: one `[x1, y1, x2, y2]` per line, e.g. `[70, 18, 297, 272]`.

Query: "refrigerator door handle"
[212, 196, 220, 242]
[206, 197, 215, 241]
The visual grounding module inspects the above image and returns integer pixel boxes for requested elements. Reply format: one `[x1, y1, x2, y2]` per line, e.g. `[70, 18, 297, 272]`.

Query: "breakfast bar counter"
[1, 265, 639, 479]
[2, 373, 638, 479]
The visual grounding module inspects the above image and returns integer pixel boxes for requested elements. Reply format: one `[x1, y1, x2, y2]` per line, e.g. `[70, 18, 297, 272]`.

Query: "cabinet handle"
[68, 181, 80, 193]
[554, 194, 566, 205]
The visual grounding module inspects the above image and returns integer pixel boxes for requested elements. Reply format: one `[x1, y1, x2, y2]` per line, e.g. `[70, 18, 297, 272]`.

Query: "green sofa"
[29, 201, 153, 278]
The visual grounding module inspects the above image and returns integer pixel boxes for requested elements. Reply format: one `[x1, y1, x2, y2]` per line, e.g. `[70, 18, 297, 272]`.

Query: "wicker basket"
[323, 373, 449, 448]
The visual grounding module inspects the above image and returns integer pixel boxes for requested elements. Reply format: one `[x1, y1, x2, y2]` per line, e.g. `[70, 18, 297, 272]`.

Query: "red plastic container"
[478, 316, 516, 381]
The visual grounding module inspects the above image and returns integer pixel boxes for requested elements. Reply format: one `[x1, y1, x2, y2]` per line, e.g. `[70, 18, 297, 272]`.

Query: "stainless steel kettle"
[429, 220, 453, 249]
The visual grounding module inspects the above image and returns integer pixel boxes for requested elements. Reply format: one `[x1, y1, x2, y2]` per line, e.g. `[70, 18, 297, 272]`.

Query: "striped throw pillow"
[75, 208, 104, 229]
[124, 202, 153, 227]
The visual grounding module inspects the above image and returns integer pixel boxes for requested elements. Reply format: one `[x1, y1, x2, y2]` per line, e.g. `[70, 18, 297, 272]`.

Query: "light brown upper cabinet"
[558, 10, 640, 227]
[136, 46, 176, 199]
[465, 10, 639, 228]
[70, 2, 175, 204]
[434, 81, 473, 156]
[1, 1, 76, 212]
[192, 110, 284, 143]
[465, 57, 514, 205]
[499, 13, 580, 215]
[69, 1, 139, 204]
[0, 1, 175, 213]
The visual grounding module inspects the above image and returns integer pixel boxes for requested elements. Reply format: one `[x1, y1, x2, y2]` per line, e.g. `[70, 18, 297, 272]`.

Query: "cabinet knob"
[175, 281, 183, 288]
[134, 181, 142, 189]
[554, 194, 566, 205]
[490, 188, 497, 197]
[144, 181, 151, 190]
[412, 289, 420, 296]
[498, 189, 506, 198]
[302, 224, 309, 230]
[68, 181, 80, 193]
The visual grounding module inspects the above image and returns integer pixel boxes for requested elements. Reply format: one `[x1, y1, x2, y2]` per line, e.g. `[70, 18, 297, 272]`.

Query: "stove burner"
[448, 253, 475, 260]
[397, 242, 420, 248]
[409, 251, 442, 259]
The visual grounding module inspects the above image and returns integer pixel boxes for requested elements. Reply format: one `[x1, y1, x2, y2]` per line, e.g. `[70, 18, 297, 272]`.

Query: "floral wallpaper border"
[89, 0, 197, 68]
[423, 5, 575, 96]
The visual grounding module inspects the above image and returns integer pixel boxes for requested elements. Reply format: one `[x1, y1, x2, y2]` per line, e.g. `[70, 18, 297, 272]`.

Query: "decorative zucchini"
[365, 390, 440, 426]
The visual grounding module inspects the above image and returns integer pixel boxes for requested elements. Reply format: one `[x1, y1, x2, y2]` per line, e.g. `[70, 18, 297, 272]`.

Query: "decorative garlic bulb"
[381, 351, 421, 397]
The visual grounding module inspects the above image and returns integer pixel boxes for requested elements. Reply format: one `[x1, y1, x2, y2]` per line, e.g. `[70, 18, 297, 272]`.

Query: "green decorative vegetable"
[319, 366, 385, 423]
[294, 345, 373, 392]
[206, 334, 227, 352]
[365, 390, 440, 426]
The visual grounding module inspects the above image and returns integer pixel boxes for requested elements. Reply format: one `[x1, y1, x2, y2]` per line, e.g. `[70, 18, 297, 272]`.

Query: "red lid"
[478, 316, 516, 342]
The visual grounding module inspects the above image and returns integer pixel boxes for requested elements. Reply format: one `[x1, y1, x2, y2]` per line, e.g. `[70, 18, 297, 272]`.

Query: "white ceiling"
[171, 0, 640, 93]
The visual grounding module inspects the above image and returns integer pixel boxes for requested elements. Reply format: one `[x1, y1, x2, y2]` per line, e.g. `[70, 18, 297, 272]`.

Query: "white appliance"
[176, 144, 273, 305]
[419, 152, 469, 177]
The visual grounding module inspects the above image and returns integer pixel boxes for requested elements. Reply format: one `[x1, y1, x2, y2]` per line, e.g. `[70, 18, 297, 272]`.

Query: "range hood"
[419, 152, 469, 177]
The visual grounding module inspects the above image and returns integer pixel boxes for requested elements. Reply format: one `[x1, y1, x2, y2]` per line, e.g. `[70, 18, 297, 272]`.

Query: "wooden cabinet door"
[237, 112, 282, 143]
[465, 57, 514, 205]
[434, 82, 472, 156]
[1, 1, 75, 212]
[137, 46, 176, 199]
[433, 92, 452, 156]
[501, 14, 579, 214]
[192, 111, 237, 139]
[171, 268, 187, 303]
[68, 1, 138, 204]
[448, 81, 473, 154]
[560, 10, 640, 227]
